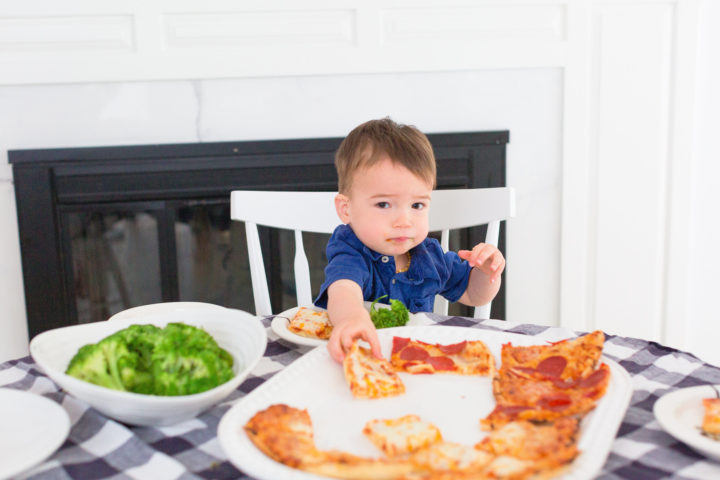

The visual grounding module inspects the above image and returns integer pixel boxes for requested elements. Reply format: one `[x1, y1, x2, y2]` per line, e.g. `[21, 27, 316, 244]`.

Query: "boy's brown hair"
[335, 118, 436, 194]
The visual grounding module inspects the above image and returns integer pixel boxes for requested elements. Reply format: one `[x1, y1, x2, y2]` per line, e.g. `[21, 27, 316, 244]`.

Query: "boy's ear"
[334, 193, 351, 224]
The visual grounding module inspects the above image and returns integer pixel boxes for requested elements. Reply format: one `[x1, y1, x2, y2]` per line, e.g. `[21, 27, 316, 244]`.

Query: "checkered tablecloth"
[2, 315, 720, 480]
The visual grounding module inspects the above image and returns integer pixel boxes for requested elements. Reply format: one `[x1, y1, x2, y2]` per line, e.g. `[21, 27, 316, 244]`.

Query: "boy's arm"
[456, 244, 505, 307]
[326, 279, 382, 362]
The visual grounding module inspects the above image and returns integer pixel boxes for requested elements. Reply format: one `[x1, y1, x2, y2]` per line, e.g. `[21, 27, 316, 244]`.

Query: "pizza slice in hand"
[343, 340, 405, 399]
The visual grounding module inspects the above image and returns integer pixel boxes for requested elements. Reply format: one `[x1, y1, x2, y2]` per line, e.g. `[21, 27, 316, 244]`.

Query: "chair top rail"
[230, 187, 515, 234]
[230, 191, 339, 234]
[428, 187, 515, 231]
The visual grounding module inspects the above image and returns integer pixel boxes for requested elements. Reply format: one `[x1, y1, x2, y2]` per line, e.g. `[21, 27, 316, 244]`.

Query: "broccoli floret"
[370, 296, 410, 329]
[65, 335, 136, 392]
[65, 322, 234, 396]
[151, 323, 234, 396]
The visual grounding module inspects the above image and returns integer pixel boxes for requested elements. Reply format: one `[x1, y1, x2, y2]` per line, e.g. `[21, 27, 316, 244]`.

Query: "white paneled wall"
[1, 0, 714, 364]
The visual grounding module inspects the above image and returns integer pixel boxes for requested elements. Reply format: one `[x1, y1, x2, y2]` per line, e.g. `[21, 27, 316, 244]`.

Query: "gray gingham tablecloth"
[2, 316, 720, 480]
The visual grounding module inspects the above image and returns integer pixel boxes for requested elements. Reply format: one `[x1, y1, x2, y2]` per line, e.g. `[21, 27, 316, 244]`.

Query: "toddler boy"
[314, 118, 505, 362]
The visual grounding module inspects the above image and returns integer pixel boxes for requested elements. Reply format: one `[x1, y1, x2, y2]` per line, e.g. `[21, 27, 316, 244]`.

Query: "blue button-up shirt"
[314, 224, 471, 313]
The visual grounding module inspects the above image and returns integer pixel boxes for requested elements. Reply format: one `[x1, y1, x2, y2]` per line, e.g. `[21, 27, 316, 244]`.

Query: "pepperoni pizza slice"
[482, 330, 611, 429]
[499, 329, 605, 380]
[390, 336, 495, 376]
[343, 341, 405, 399]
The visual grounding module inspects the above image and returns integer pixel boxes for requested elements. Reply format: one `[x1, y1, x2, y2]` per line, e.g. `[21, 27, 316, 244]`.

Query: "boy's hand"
[327, 313, 382, 363]
[458, 243, 505, 283]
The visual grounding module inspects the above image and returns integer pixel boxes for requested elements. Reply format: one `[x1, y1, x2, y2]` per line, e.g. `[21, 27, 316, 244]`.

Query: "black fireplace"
[10, 131, 509, 338]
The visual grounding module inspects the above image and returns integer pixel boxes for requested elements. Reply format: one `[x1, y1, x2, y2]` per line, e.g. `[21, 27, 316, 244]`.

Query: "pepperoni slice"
[399, 345, 430, 361]
[538, 393, 572, 411]
[578, 366, 609, 389]
[428, 356, 456, 371]
[537, 355, 567, 377]
[392, 337, 411, 354]
[437, 341, 467, 355]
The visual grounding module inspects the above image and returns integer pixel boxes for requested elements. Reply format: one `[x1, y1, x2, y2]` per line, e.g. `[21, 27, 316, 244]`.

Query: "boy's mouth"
[387, 237, 412, 243]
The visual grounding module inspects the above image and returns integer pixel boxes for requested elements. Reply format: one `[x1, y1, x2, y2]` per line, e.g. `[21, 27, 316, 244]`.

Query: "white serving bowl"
[29, 304, 267, 426]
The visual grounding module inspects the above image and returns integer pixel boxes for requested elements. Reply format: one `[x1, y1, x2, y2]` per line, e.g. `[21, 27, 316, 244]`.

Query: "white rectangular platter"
[218, 325, 632, 480]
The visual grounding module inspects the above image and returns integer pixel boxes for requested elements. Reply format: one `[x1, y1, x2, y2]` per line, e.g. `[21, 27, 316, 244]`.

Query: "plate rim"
[218, 325, 632, 480]
[0, 388, 71, 479]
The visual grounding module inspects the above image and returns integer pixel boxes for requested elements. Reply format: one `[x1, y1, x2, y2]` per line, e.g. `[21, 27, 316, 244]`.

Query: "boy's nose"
[393, 209, 412, 227]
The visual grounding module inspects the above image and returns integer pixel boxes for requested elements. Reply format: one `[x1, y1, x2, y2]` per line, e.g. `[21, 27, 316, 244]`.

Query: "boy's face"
[335, 156, 432, 257]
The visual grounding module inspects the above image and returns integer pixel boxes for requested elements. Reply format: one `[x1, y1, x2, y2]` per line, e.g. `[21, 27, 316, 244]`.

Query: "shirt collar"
[336, 224, 442, 284]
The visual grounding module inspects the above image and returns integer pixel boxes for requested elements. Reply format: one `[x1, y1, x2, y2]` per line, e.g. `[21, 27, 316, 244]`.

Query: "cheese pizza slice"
[343, 341, 405, 399]
[287, 307, 333, 340]
[409, 441, 494, 475]
[363, 414, 442, 457]
[702, 397, 720, 440]
[390, 336, 495, 376]
[243, 403, 325, 468]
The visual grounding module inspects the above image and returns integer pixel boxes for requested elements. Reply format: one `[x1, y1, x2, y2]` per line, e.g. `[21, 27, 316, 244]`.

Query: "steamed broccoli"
[151, 323, 234, 396]
[369, 296, 410, 329]
[65, 322, 234, 396]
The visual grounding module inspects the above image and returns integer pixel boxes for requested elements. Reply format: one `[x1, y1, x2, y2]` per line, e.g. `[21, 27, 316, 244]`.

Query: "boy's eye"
[376, 202, 390, 209]
[412, 202, 426, 210]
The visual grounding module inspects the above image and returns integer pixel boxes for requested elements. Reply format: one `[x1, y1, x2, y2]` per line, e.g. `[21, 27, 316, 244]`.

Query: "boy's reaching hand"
[327, 313, 382, 363]
[458, 243, 505, 284]
[326, 279, 383, 363]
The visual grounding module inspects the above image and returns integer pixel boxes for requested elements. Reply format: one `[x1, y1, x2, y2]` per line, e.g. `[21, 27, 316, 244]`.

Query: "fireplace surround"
[10, 131, 508, 338]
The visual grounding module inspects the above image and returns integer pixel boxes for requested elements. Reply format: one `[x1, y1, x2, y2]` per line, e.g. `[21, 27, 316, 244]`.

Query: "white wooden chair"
[230, 188, 516, 318]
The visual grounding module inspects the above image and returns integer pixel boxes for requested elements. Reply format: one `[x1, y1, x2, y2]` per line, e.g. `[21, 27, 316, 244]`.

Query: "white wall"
[688, 0, 720, 366]
[1, 0, 717, 365]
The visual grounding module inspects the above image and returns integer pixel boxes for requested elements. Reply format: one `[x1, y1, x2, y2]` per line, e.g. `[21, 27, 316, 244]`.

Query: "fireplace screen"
[11, 132, 508, 337]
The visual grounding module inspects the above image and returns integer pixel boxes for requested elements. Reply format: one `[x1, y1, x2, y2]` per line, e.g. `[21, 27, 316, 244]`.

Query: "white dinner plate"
[0, 388, 70, 479]
[218, 326, 632, 480]
[654, 385, 720, 461]
[271, 303, 436, 347]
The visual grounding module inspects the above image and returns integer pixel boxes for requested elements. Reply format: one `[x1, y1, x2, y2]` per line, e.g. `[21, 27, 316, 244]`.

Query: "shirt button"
[381, 256, 389, 263]
[391, 279, 396, 284]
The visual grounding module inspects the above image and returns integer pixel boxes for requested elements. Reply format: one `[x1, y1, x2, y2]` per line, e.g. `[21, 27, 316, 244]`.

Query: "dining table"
[2, 313, 720, 480]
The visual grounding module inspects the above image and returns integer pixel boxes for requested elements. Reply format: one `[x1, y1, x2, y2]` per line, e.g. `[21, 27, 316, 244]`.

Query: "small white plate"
[0, 388, 70, 479]
[271, 303, 436, 347]
[654, 385, 720, 461]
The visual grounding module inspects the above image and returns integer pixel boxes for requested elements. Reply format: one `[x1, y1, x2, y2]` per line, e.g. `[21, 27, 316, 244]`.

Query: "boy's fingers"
[327, 339, 345, 362]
